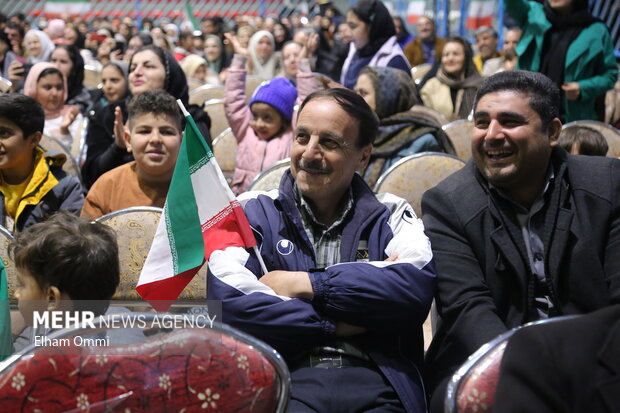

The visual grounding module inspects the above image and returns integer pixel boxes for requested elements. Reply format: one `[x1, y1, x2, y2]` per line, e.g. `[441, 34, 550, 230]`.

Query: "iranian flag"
[44, 0, 91, 15]
[407, 0, 427, 24]
[136, 102, 257, 311]
[466, 0, 495, 29]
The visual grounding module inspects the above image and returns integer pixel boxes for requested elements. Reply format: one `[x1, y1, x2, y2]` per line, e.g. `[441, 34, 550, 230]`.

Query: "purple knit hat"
[249, 77, 298, 121]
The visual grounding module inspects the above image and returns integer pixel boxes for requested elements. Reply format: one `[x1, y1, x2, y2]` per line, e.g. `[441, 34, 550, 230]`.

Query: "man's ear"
[548, 118, 562, 145]
[356, 144, 373, 171]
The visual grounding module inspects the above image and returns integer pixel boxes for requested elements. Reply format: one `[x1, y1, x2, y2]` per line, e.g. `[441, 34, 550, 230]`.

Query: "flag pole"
[176, 99, 268, 276]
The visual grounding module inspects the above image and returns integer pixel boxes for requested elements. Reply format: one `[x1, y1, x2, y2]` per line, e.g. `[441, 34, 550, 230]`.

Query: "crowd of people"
[0, 0, 619, 411]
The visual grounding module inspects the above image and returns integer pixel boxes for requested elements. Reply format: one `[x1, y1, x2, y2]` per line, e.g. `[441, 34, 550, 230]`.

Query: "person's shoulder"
[567, 154, 620, 195]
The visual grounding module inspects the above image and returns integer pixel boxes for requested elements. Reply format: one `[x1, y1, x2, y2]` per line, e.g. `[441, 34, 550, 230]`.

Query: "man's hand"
[260, 270, 314, 299]
[562, 82, 580, 101]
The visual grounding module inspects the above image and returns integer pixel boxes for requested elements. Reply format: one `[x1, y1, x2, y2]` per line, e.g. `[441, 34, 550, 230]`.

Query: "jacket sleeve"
[309, 194, 436, 333]
[58, 174, 85, 215]
[575, 25, 618, 101]
[207, 246, 336, 355]
[421, 184, 509, 389]
[223, 54, 252, 144]
[605, 160, 620, 303]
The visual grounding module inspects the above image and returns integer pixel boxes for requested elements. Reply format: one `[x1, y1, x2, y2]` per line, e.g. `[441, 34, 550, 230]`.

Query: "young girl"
[23, 62, 84, 150]
[224, 33, 316, 194]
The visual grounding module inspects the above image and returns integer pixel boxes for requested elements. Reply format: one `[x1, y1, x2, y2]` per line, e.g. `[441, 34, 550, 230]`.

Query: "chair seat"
[0, 327, 279, 412]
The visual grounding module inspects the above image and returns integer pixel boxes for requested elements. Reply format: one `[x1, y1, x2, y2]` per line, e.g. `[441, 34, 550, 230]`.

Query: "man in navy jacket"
[208, 88, 436, 413]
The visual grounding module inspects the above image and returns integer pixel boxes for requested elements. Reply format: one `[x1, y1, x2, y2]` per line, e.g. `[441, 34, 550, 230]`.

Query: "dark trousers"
[287, 366, 406, 413]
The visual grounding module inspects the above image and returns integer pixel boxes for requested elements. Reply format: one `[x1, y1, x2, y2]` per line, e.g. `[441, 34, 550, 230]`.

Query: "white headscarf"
[248, 30, 278, 79]
[25, 29, 55, 64]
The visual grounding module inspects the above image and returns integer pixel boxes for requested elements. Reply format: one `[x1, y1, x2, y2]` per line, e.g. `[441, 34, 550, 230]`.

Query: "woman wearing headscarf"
[340, 0, 410, 89]
[355, 66, 456, 187]
[506, 0, 617, 122]
[24, 29, 55, 64]
[23, 62, 84, 149]
[247, 30, 280, 78]
[420, 37, 483, 122]
[81, 45, 211, 188]
[50, 44, 92, 113]
[87, 60, 129, 120]
[203, 34, 229, 83]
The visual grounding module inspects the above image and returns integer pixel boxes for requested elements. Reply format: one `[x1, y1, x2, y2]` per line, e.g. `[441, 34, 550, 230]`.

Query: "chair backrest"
[247, 158, 290, 192]
[445, 315, 579, 413]
[373, 152, 465, 217]
[0, 225, 16, 302]
[83, 64, 102, 89]
[189, 84, 225, 106]
[212, 128, 237, 187]
[0, 76, 12, 93]
[96, 207, 207, 302]
[38, 135, 82, 182]
[411, 63, 432, 85]
[204, 98, 229, 139]
[0, 314, 291, 413]
[442, 119, 473, 161]
[562, 120, 620, 157]
[246, 76, 268, 101]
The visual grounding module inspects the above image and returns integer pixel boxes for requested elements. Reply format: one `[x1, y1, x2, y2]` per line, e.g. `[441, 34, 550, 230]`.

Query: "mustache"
[297, 159, 330, 173]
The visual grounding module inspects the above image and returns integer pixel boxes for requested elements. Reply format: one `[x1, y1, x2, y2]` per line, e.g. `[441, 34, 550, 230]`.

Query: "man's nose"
[485, 120, 505, 142]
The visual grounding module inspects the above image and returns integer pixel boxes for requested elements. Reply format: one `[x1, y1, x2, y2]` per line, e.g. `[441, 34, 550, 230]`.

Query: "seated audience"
[203, 34, 227, 83]
[0, 94, 83, 232]
[87, 60, 129, 120]
[341, 0, 410, 89]
[481, 27, 522, 76]
[81, 45, 211, 189]
[557, 125, 609, 156]
[10, 211, 119, 339]
[50, 44, 92, 113]
[24, 29, 54, 64]
[81, 90, 181, 218]
[247, 30, 280, 78]
[403, 16, 446, 68]
[23, 62, 84, 149]
[180, 54, 209, 87]
[207, 88, 435, 413]
[354, 66, 456, 187]
[278, 41, 303, 82]
[224, 33, 316, 194]
[420, 36, 482, 121]
[473, 26, 501, 73]
[393, 16, 413, 49]
[422, 70, 620, 412]
[493, 304, 620, 413]
[506, 0, 618, 122]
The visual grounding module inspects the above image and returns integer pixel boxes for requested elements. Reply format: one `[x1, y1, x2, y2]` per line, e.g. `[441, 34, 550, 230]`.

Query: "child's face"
[0, 117, 39, 173]
[15, 267, 48, 326]
[36, 73, 64, 112]
[101, 65, 127, 103]
[250, 103, 284, 141]
[126, 113, 182, 180]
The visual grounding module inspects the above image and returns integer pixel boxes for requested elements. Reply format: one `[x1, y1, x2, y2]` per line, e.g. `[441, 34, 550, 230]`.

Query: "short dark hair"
[298, 88, 379, 148]
[38, 66, 63, 83]
[179, 30, 193, 42]
[474, 70, 560, 129]
[557, 125, 609, 156]
[0, 94, 44, 138]
[10, 212, 120, 316]
[127, 89, 183, 131]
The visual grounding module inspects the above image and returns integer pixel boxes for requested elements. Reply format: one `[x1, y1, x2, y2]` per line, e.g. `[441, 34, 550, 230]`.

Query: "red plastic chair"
[0, 313, 290, 412]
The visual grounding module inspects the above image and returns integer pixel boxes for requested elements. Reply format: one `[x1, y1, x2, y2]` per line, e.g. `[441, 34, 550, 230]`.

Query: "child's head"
[125, 90, 183, 182]
[249, 78, 297, 140]
[101, 61, 129, 103]
[0, 94, 43, 178]
[557, 125, 609, 156]
[10, 212, 120, 324]
[23, 62, 68, 113]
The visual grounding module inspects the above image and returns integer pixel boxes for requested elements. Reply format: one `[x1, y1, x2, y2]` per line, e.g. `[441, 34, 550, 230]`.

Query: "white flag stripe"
[190, 158, 234, 227]
[139, 206, 176, 285]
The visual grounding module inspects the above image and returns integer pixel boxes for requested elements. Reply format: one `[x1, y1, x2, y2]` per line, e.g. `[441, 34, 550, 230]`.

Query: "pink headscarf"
[23, 62, 71, 120]
[47, 19, 66, 42]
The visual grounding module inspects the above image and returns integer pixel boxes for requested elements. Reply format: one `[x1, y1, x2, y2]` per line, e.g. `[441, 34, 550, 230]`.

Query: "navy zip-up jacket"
[207, 171, 436, 413]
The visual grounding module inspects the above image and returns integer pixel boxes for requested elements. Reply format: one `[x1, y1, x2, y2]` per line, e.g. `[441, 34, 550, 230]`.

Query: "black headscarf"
[131, 45, 189, 105]
[350, 0, 396, 58]
[54, 44, 85, 101]
[540, 0, 601, 90]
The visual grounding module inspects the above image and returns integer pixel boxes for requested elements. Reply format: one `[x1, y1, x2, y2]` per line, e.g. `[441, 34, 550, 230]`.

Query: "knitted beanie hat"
[249, 78, 298, 121]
